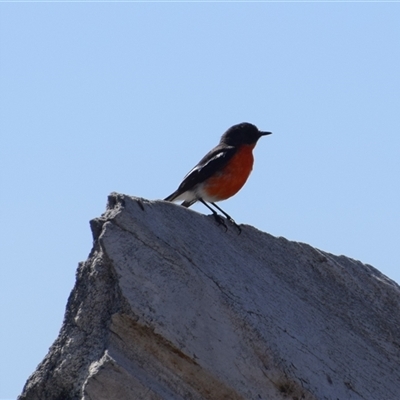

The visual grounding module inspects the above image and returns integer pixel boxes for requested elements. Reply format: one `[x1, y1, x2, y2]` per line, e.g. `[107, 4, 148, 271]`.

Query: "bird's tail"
[164, 191, 179, 202]
[181, 199, 197, 208]
[164, 191, 197, 208]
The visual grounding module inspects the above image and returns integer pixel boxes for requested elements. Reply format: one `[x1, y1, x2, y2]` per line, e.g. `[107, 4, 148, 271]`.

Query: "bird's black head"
[220, 122, 272, 146]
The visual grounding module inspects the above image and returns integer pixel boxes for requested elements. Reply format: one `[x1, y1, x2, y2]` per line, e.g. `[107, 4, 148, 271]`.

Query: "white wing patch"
[183, 151, 226, 180]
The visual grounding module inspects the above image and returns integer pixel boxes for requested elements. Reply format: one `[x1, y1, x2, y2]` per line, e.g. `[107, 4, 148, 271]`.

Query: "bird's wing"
[173, 144, 236, 196]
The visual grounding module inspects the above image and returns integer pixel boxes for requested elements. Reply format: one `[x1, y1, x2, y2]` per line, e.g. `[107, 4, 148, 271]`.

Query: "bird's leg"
[210, 202, 235, 223]
[210, 202, 241, 234]
[199, 199, 241, 234]
[199, 199, 227, 231]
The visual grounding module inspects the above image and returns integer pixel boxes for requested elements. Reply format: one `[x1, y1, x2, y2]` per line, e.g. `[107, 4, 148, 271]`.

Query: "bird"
[164, 122, 272, 232]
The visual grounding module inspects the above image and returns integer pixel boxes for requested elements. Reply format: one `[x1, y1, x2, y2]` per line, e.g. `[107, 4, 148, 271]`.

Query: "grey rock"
[19, 193, 400, 400]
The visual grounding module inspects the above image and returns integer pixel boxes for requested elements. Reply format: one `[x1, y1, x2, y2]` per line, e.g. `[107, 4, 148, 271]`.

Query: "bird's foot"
[212, 213, 228, 232]
[212, 213, 241, 234]
[226, 217, 241, 234]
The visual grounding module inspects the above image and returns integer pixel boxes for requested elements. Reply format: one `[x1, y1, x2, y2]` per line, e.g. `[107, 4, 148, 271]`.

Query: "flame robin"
[164, 122, 272, 231]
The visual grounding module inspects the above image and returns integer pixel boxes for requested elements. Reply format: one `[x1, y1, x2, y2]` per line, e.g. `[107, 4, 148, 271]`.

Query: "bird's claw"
[232, 220, 242, 235]
[212, 214, 241, 234]
[212, 213, 228, 232]
[227, 217, 241, 234]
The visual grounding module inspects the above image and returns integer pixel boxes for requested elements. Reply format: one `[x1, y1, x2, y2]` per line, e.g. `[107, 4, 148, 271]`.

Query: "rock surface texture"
[19, 194, 400, 400]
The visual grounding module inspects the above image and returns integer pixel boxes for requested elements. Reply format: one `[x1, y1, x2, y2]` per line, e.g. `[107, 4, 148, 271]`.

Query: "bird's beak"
[260, 131, 272, 136]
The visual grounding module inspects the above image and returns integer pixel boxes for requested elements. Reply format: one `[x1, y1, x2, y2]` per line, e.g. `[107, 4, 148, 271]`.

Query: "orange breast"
[204, 144, 255, 201]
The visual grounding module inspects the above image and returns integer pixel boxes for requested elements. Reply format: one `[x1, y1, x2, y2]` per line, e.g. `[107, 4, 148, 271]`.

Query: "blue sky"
[1, 3, 399, 399]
